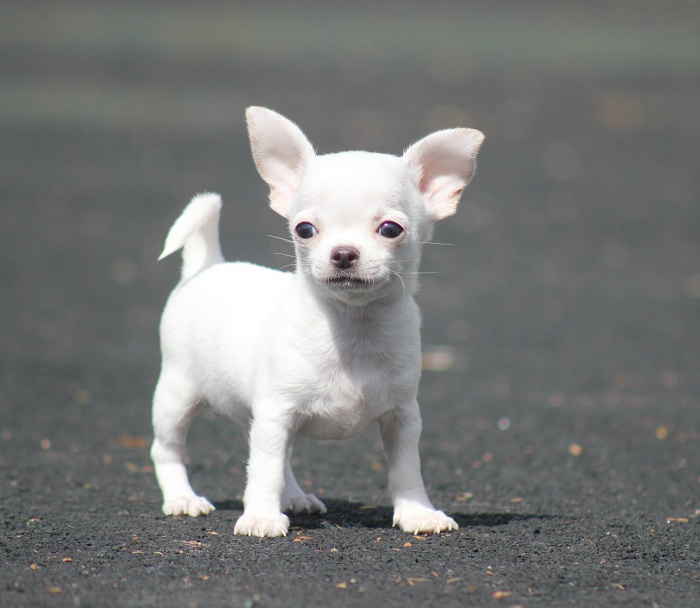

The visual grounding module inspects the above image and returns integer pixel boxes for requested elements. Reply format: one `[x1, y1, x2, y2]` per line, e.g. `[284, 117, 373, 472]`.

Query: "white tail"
[158, 193, 225, 281]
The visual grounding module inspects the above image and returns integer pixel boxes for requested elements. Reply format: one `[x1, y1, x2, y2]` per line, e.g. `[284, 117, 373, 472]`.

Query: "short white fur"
[151, 107, 484, 537]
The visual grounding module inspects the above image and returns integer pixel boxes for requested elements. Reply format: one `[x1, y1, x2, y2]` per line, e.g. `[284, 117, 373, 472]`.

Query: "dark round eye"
[295, 222, 317, 239]
[378, 221, 404, 239]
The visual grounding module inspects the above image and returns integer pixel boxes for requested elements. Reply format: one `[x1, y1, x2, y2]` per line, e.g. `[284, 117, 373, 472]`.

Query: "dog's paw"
[393, 505, 458, 535]
[162, 495, 215, 517]
[282, 493, 327, 515]
[234, 511, 290, 537]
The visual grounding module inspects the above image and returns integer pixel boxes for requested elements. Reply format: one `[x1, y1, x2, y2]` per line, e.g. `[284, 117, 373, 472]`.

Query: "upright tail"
[158, 193, 225, 282]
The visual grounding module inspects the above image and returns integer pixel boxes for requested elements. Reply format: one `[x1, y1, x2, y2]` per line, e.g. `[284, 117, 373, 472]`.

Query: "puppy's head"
[246, 107, 484, 306]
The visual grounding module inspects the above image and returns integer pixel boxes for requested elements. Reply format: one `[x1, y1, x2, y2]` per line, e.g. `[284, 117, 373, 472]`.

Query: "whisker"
[387, 269, 407, 296]
[416, 241, 453, 246]
[267, 234, 295, 244]
[273, 252, 295, 258]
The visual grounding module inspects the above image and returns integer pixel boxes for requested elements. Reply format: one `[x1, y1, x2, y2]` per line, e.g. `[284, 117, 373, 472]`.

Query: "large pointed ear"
[246, 107, 316, 218]
[403, 128, 484, 221]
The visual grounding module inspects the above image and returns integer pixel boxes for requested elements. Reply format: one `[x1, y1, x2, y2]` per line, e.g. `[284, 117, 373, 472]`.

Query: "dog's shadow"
[213, 498, 555, 531]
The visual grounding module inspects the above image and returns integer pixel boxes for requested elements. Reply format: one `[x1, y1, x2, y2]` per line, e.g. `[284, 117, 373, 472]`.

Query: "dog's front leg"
[234, 415, 291, 537]
[379, 406, 458, 534]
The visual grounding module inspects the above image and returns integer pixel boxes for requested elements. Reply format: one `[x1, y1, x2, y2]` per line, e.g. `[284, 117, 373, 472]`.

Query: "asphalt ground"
[1, 2, 699, 607]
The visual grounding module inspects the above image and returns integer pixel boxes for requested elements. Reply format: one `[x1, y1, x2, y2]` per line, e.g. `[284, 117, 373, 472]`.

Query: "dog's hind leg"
[281, 445, 327, 515]
[151, 370, 214, 516]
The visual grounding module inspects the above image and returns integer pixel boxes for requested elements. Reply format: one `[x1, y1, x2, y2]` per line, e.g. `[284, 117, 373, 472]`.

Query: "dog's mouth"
[324, 276, 372, 288]
[315, 270, 393, 304]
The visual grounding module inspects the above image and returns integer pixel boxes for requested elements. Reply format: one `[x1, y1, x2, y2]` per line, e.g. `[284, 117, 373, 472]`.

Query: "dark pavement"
[1, 2, 699, 606]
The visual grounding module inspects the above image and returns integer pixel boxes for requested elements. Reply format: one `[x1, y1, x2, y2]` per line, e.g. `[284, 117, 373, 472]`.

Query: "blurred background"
[2, 5, 699, 604]
[1, 1, 698, 500]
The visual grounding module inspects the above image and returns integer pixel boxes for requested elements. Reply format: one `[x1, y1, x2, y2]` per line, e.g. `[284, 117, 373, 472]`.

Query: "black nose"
[330, 247, 360, 270]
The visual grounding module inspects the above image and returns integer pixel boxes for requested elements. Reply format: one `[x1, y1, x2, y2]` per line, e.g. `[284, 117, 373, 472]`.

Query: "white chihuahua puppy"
[151, 107, 483, 537]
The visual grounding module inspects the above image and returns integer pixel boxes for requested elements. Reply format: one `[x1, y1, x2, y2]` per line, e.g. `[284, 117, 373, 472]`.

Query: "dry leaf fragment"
[655, 426, 669, 440]
[293, 535, 313, 542]
[406, 577, 428, 586]
[492, 590, 512, 599]
[44, 587, 62, 594]
[422, 346, 457, 371]
[568, 443, 584, 457]
[335, 582, 348, 589]
[611, 582, 626, 590]
[116, 436, 148, 449]
[182, 541, 207, 550]
[456, 491, 473, 502]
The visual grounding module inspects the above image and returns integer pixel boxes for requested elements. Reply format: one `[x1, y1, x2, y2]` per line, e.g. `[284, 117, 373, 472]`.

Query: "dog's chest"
[294, 338, 417, 440]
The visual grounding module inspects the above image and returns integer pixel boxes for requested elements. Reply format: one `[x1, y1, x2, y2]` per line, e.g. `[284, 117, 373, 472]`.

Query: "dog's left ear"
[246, 107, 316, 218]
[403, 128, 484, 221]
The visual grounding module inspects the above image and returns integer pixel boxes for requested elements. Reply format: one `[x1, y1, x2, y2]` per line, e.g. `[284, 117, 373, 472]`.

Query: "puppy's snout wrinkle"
[330, 247, 360, 270]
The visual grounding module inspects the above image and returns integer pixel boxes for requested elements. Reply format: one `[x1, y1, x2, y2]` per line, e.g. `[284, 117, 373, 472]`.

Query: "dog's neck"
[325, 292, 412, 323]
[309, 287, 419, 367]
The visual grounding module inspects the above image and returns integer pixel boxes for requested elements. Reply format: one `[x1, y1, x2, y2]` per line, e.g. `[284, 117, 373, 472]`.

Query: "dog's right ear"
[246, 107, 316, 218]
